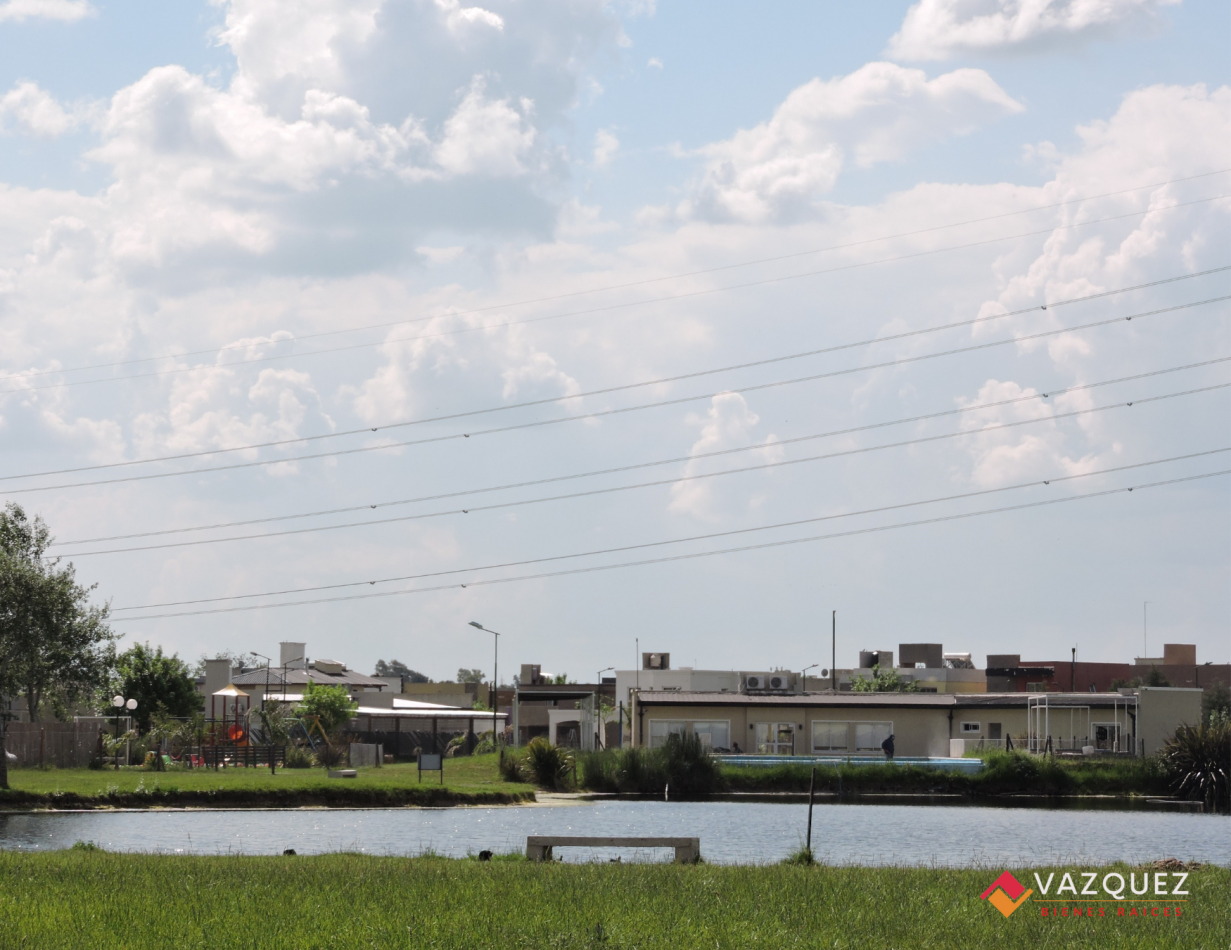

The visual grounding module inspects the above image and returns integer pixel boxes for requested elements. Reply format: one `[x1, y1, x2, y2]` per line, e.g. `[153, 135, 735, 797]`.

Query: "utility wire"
[113, 469, 1231, 620]
[53, 362, 1229, 550]
[9, 266, 1226, 482]
[99, 445, 1229, 581]
[3, 192, 1226, 396]
[7, 168, 1226, 386]
[8, 295, 1227, 496]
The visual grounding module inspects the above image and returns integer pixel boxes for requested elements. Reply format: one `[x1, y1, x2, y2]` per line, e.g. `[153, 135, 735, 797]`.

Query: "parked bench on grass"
[525, 836, 700, 863]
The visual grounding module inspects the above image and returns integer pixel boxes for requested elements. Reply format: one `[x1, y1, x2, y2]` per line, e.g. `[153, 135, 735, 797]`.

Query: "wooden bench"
[525, 836, 700, 863]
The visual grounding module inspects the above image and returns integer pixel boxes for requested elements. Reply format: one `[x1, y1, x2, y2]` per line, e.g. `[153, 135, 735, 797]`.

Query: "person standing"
[881, 733, 895, 761]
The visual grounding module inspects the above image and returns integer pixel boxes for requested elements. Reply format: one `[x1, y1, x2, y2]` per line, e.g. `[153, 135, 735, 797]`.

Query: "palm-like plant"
[1159, 721, 1230, 812]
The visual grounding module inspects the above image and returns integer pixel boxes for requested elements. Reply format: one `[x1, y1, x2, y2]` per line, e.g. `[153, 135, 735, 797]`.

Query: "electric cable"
[112, 469, 1230, 620]
[96, 444, 1229, 574]
[8, 295, 1227, 496]
[54, 371, 1230, 554]
[3, 191, 1226, 395]
[9, 265, 1226, 481]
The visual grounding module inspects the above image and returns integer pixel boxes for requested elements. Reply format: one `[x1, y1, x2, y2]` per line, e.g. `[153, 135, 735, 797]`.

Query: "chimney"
[280, 641, 307, 669]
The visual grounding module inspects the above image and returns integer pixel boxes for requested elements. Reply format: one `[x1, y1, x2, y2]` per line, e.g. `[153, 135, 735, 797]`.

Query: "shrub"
[578, 734, 723, 797]
[524, 738, 573, 789]
[283, 745, 313, 769]
[1160, 721, 1231, 812]
[498, 749, 526, 782]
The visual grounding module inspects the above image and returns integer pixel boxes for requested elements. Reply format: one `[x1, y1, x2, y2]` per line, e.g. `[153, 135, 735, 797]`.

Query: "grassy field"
[0, 851, 1220, 949]
[0, 755, 533, 808]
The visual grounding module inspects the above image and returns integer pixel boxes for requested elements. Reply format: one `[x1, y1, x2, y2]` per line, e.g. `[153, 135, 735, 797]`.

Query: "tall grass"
[0, 851, 1223, 950]
[580, 733, 722, 796]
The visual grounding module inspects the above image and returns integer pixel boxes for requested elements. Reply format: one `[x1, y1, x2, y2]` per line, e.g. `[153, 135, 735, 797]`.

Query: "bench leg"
[527, 845, 553, 862]
[674, 844, 699, 864]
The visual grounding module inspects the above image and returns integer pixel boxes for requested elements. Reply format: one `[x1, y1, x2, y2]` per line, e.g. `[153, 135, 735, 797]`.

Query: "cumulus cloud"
[433, 77, 536, 177]
[670, 393, 784, 521]
[971, 82, 1231, 361]
[592, 128, 618, 167]
[0, 0, 94, 22]
[433, 0, 503, 32]
[680, 62, 1022, 223]
[887, 0, 1179, 62]
[0, 81, 82, 136]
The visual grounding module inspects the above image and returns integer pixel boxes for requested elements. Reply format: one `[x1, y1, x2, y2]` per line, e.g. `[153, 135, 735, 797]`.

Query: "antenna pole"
[830, 611, 836, 692]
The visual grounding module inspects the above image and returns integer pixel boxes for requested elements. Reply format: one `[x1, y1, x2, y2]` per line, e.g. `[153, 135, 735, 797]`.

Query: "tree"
[374, 659, 430, 683]
[110, 643, 202, 732]
[0, 505, 116, 788]
[1202, 683, 1231, 726]
[850, 664, 921, 693]
[295, 681, 358, 734]
[457, 668, 485, 684]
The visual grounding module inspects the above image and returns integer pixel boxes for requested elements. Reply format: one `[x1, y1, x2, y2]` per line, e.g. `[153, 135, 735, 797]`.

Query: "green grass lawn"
[0, 852, 1221, 949]
[0, 755, 532, 806]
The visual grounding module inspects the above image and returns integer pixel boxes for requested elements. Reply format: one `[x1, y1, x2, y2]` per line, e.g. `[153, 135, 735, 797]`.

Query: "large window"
[755, 722, 795, 754]
[648, 720, 686, 749]
[854, 721, 892, 752]
[811, 721, 848, 752]
[691, 721, 731, 752]
[647, 720, 731, 751]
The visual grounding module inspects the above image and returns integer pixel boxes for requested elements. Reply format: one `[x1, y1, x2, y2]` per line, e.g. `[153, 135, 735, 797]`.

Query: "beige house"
[628, 687, 1202, 758]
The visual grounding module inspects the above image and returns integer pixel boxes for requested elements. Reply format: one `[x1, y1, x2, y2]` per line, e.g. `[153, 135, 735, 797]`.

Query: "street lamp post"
[111, 695, 137, 769]
[801, 663, 819, 691]
[468, 622, 501, 754]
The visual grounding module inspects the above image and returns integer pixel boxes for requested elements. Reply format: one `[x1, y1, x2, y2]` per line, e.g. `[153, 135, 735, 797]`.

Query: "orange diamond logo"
[980, 872, 1034, 918]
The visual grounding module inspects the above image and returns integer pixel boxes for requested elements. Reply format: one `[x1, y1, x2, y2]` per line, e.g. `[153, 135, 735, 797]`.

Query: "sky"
[0, 0, 1228, 682]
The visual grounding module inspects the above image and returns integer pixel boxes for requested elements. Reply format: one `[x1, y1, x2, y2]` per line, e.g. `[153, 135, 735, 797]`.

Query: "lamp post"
[111, 695, 137, 769]
[801, 663, 819, 692]
[468, 622, 501, 753]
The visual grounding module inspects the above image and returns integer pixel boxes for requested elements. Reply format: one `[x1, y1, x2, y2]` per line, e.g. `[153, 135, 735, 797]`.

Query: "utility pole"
[1070, 647, 1076, 692]
[1143, 602, 1150, 658]
[830, 611, 836, 692]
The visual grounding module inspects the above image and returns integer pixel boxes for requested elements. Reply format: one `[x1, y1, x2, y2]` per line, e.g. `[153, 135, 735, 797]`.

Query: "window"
[755, 722, 795, 754]
[691, 721, 731, 752]
[988, 723, 1002, 740]
[960, 721, 981, 734]
[854, 721, 892, 752]
[648, 720, 685, 749]
[811, 721, 848, 752]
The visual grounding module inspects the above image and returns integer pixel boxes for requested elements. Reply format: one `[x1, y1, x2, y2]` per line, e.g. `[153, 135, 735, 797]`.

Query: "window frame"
[810, 720, 850, 752]
[853, 721, 893, 752]
[960, 721, 981, 734]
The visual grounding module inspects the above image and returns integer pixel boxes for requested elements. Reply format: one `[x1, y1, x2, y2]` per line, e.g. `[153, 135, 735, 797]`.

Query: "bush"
[498, 749, 526, 783]
[1160, 721, 1231, 812]
[579, 734, 723, 797]
[283, 745, 313, 769]
[524, 738, 573, 789]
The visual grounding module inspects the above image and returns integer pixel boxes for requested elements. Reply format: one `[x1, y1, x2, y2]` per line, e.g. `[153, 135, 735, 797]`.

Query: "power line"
[112, 469, 1230, 620]
[10, 266, 1226, 482]
[101, 447, 1229, 594]
[53, 363, 1229, 551]
[8, 295, 1226, 496]
[4, 193, 1226, 396]
[6, 168, 1225, 387]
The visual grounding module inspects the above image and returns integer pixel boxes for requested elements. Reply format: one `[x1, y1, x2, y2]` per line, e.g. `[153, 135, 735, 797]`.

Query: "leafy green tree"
[295, 681, 358, 733]
[110, 643, 202, 732]
[374, 659, 429, 683]
[456, 668, 485, 683]
[1202, 683, 1231, 725]
[850, 664, 921, 693]
[0, 505, 115, 788]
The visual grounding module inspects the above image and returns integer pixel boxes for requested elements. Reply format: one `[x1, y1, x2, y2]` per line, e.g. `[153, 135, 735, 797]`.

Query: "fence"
[4, 722, 106, 768]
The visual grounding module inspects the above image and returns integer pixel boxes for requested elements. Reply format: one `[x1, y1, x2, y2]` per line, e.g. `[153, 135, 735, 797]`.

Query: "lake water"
[1, 800, 1226, 867]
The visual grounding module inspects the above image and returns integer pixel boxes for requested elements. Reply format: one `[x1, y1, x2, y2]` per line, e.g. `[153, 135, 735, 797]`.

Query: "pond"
[1, 800, 1226, 866]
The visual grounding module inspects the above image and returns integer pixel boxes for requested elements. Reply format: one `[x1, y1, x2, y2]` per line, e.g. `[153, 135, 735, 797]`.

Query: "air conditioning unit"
[768, 674, 789, 691]
[745, 674, 766, 690]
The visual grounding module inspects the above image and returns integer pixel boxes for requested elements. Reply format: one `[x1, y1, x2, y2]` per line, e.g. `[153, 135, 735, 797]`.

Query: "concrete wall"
[1137, 687, 1203, 755]
[401, 682, 487, 708]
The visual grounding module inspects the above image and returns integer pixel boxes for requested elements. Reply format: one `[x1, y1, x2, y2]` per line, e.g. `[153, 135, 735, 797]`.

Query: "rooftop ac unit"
[745, 674, 766, 690]
[768, 674, 789, 691]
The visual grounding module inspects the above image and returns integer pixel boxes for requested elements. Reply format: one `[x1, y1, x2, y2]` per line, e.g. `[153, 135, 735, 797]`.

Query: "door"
[755, 722, 795, 754]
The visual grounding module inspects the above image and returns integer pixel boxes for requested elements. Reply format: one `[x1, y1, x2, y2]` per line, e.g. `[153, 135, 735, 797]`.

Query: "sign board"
[418, 753, 443, 784]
